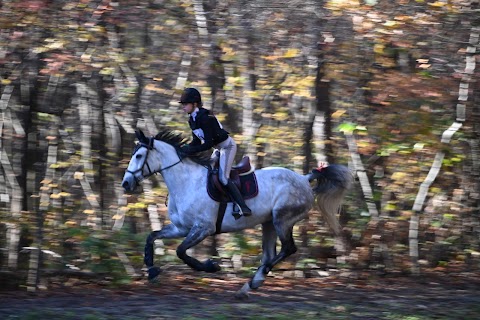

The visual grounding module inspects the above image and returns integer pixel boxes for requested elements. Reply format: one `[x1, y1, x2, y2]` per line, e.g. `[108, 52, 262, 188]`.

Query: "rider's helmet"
[179, 88, 202, 105]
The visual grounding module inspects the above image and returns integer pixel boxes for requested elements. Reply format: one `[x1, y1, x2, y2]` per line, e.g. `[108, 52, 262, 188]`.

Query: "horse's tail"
[307, 164, 353, 253]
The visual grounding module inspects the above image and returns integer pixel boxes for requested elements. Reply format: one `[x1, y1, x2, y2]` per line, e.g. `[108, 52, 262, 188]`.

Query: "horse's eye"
[136, 154, 142, 159]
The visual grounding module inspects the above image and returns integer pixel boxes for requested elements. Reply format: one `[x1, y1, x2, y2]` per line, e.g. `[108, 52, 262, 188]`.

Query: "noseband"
[127, 137, 182, 182]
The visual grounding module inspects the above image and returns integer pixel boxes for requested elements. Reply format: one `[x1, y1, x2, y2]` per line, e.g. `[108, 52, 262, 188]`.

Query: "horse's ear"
[135, 129, 147, 143]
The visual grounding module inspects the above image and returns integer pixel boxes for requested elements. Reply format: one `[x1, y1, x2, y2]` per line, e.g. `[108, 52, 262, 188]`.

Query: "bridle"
[126, 137, 182, 182]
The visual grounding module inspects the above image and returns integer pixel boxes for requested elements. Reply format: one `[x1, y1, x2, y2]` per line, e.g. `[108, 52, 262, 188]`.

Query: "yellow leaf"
[284, 48, 300, 58]
[83, 209, 95, 215]
[74, 172, 84, 179]
[374, 44, 385, 54]
[81, 54, 91, 62]
[99, 67, 114, 75]
[1, 79, 11, 85]
[384, 21, 397, 27]
[429, 1, 447, 7]
[46, 41, 64, 49]
[90, 26, 105, 33]
[33, 46, 49, 54]
[394, 15, 411, 21]
[165, 19, 177, 26]
[263, 55, 278, 61]
[391, 172, 407, 180]
[273, 113, 289, 121]
[133, 203, 147, 209]
[332, 109, 346, 118]
[50, 194, 61, 199]
[413, 143, 424, 150]
[145, 83, 166, 93]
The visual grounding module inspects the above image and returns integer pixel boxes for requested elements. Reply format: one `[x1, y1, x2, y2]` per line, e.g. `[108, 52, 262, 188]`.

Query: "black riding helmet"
[179, 88, 202, 105]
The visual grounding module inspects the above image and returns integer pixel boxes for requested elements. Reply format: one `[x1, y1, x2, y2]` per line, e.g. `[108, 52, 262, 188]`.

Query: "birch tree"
[409, 21, 480, 274]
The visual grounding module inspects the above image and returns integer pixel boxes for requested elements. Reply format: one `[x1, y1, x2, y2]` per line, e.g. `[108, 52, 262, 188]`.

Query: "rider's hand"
[179, 145, 190, 156]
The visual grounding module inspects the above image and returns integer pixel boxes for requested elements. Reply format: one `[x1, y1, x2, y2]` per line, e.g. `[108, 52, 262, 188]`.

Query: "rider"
[179, 87, 252, 218]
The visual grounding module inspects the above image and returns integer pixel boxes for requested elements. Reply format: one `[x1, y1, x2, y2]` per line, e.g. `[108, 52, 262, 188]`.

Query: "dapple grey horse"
[122, 130, 352, 299]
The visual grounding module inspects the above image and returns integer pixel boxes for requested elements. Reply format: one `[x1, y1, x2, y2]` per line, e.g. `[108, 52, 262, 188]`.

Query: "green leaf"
[337, 122, 357, 134]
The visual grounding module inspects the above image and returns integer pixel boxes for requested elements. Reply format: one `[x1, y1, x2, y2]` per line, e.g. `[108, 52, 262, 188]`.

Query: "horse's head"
[122, 130, 184, 192]
[122, 130, 156, 192]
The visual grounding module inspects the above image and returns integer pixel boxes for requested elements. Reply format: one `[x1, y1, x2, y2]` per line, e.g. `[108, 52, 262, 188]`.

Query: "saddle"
[207, 156, 259, 203]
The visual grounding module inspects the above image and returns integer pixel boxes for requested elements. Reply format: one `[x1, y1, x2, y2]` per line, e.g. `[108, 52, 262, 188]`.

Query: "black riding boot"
[226, 179, 252, 217]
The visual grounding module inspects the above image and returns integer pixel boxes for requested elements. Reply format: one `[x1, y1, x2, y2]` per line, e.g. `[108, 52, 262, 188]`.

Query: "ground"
[1, 268, 479, 319]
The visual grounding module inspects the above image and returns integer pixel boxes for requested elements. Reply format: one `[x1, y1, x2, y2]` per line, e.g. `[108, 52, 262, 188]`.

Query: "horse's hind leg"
[260, 221, 277, 265]
[176, 225, 220, 273]
[236, 220, 297, 299]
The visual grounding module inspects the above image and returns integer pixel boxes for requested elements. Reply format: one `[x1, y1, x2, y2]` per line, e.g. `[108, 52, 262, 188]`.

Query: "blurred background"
[0, 0, 479, 290]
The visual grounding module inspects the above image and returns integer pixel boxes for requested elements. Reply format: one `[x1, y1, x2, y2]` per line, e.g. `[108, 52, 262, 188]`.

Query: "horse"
[121, 129, 352, 299]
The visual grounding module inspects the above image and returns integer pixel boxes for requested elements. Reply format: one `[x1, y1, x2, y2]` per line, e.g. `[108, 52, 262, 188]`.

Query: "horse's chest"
[169, 210, 187, 228]
[168, 205, 196, 228]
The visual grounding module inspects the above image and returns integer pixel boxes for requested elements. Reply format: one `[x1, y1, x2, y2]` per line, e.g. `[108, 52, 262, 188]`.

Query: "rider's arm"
[181, 114, 215, 154]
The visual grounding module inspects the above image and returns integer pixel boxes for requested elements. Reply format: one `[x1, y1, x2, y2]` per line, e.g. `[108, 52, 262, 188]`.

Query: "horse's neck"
[162, 159, 205, 194]
[152, 141, 205, 193]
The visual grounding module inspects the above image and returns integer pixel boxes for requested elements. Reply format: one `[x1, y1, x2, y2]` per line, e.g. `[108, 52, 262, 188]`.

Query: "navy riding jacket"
[183, 107, 229, 154]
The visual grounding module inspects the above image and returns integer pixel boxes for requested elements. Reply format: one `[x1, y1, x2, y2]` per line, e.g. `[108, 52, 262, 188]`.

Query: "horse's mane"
[154, 130, 212, 167]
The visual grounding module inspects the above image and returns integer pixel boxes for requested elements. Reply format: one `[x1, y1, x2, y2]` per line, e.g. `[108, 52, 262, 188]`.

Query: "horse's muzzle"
[121, 174, 136, 192]
[122, 180, 131, 192]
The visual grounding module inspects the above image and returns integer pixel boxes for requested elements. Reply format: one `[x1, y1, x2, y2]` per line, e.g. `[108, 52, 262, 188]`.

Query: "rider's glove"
[179, 145, 191, 156]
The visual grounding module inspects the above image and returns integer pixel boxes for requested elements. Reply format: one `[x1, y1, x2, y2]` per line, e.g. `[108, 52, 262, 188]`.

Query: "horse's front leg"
[145, 224, 188, 281]
[176, 225, 220, 273]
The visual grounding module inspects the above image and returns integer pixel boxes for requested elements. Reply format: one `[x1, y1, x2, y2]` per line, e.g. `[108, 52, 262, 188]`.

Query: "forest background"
[0, 0, 479, 291]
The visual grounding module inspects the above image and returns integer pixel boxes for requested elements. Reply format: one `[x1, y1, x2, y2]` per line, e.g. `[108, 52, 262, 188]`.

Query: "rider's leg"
[225, 179, 252, 216]
[218, 137, 252, 216]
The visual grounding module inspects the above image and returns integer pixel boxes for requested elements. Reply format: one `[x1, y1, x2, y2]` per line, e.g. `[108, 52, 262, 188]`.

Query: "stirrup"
[232, 204, 242, 220]
[240, 207, 252, 216]
[232, 203, 251, 219]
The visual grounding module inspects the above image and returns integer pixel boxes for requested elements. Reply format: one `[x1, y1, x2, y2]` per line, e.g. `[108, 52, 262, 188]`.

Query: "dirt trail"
[1, 270, 479, 319]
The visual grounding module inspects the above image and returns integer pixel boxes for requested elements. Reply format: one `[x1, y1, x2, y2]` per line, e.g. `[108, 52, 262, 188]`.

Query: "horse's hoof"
[204, 259, 221, 273]
[234, 290, 250, 300]
[147, 267, 162, 282]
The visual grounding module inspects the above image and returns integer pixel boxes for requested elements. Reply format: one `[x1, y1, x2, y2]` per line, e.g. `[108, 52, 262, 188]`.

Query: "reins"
[158, 158, 183, 173]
